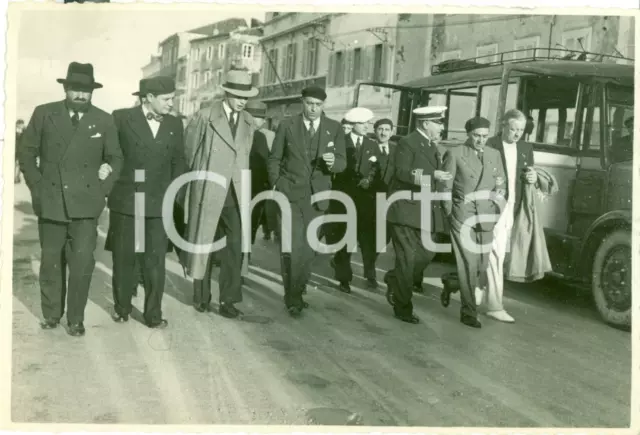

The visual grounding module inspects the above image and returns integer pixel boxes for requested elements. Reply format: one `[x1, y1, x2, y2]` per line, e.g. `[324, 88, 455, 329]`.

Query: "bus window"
[606, 84, 634, 163]
[447, 87, 477, 141]
[579, 85, 603, 153]
[479, 83, 518, 133]
[523, 77, 579, 149]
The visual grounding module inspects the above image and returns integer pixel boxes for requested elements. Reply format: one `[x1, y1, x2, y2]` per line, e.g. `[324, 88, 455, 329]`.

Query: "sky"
[15, 8, 265, 121]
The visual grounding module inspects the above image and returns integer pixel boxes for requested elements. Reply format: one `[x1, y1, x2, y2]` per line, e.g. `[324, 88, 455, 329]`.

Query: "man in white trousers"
[482, 109, 538, 323]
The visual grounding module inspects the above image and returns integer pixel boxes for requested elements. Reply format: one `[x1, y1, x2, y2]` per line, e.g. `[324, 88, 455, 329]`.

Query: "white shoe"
[486, 310, 515, 323]
[474, 288, 484, 306]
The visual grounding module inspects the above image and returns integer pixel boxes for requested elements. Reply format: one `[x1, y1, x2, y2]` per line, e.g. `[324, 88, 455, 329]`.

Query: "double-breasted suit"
[327, 133, 379, 286]
[181, 100, 255, 308]
[267, 114, 346, 310]
[106, 106, 185, 325]
[385, 131, 448, 319]
[18, 101, 123, 325]
[441, 142, 506, 320]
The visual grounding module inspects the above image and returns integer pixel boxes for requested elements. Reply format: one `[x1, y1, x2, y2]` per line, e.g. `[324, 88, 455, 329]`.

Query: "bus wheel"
[591, 229, 632, 329]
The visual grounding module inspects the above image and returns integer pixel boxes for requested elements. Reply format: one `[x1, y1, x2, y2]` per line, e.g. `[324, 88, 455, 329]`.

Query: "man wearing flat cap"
[103, 76, 185, 329]
[180, 70, 257, 319]
[384, 106, 451, 324]
[440, 116, 507, 329]
[18, 62, 123, 337]
[327, 107, 379, 293]
[245, 100, 276, 242]
[267, 85, 347, 317]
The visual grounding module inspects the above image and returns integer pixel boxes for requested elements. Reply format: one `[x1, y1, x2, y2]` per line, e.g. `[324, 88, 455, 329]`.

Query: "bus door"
[519, 75, 580, 274]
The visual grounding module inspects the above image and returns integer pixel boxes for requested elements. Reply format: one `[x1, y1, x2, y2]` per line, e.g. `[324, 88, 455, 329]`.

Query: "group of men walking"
[17, 60, 538, 337]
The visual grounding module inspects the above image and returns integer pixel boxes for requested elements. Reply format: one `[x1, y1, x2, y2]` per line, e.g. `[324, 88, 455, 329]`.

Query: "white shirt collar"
[379, 141, 389, 151]
[141, 104, 159, 122]
[303, 116, 320, 130]
[222, 100, 236, 121]
[350, 132, 363, 145]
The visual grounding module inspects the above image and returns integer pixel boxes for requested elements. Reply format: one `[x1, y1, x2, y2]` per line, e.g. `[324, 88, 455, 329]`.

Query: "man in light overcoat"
[179, 70, 257, 318]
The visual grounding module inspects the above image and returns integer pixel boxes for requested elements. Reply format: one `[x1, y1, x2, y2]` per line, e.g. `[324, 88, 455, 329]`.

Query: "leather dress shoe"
[67, 322, 86, 337]
[288, 306, 302, 317]
[146, 319, 168, 329]
[366, 278, 378, 289]
[383, 274, 395, 306]
[111, 313, 129, 323]
[220, 303, 243, 319]
[194, 303, 213, 313]
[461, 314, 482, 329]
[413, 284, 425, 294]
[440, 286, 452, 308]
[40, 318, 60, 329]
[338, 281, 351, 294]
[394, 312, 420, 324]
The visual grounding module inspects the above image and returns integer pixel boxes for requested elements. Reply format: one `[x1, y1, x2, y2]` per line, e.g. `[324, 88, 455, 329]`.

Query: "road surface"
[11, 182, 631, 427]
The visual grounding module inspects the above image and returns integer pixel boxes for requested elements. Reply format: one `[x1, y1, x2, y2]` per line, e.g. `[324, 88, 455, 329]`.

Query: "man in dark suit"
[267, 86, 347, 317]
[18, 62, 123, 336]
[327, 107, 378, 293]
[106, 77, 185, 329]
[483, 109, 536, 323]
[441, 116, 507, 329]
[384, 106, 451, 324]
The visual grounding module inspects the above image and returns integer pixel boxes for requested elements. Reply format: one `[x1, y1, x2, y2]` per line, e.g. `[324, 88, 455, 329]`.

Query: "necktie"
[71, 111, 80, 128]
[477, 149, 484, 164]
[356, 137, 362, 148]
[381, 146, 388, 156]
[308, 121, 315, 137]
[146, 112, 163, 122]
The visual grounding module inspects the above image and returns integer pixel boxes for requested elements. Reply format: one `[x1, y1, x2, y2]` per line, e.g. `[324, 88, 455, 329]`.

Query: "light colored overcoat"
[179, 100, 255, 280]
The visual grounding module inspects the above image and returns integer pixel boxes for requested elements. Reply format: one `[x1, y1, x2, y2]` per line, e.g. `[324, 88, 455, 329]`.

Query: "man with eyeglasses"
[384, 106, 451, 324]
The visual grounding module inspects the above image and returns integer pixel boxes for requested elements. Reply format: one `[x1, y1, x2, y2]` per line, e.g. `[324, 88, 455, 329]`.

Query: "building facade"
[184, 23, 263, 117]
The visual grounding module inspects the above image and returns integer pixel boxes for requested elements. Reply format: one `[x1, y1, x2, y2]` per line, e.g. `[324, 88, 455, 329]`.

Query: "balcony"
[259, 76, 326, 101]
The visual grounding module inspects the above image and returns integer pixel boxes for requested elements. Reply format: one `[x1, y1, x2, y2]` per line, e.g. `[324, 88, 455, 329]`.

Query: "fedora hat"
[133, 76, 176, 96]
[220, 70, 258, 98]
[57, 62, 103, 89]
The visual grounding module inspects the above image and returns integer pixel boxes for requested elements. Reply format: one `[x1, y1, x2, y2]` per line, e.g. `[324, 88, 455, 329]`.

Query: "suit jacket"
[441, 142, 507, 232]
[267, 114, 346, 211]
[17, 101, 123, 222]
[107, 106, 186, 218]
[180, 100, 255, 280]
[371, 140, 397, 194]
[332, 133, 377, 198]
[249, 129, 270, 194]
[486, 136, 534, 215]
[386, 131, 447, 234]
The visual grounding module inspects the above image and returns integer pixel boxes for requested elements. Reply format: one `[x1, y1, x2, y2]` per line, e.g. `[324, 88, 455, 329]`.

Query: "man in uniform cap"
[105, 76, 186, 329]
[327, 107, 379, 292]
[267, 85, 347, 317]
[384, 106, 451, 324]
[18, 61, 123, 336]
[180, 69, 258, 319]
[440, 115, 507, 329]
[245, 100, 277, 242]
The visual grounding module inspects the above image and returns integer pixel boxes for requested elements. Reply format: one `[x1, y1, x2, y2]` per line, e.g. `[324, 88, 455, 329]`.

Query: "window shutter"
[292, 42, 298, 79]
[379, 44, 389, 83]
[301, 40, 309, 77]
[364, 45, 374, 81]
[327, 52, 335, 87]
[347, 49, 356, 85]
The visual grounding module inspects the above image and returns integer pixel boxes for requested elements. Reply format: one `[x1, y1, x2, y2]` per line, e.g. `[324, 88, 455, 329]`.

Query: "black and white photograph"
[2, 2, 636, 430]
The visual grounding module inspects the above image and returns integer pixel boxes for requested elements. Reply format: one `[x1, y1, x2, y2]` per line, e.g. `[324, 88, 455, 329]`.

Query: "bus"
[354, 49, 634, 329]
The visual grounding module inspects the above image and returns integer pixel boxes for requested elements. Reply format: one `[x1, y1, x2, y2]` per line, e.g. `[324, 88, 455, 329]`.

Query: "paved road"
[11, 183, 631, 427]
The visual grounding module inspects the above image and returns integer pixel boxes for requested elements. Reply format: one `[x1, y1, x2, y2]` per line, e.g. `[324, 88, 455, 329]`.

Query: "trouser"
[38, 217, 97, 324]
[387, 224, 437, 317]
[486, 205, 514, 311]
[110, 212, 168, 324]
[279, 200, 323, 309]
[449, 226, 493, 319]
[193, 201, 244, 306]
[251, 197, 277, 243]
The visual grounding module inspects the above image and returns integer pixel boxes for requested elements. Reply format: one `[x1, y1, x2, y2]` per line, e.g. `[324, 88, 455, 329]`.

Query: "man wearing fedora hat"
[17, 61, 123, 337]
[180, 69, 257, 319]
[104, 76, 185, 329]
[267, 86, 347, 318]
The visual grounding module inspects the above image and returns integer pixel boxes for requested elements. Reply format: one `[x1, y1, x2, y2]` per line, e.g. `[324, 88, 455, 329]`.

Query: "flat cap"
[465, 116, 491, 132]
[133, 76, 175, 96]
[245, 100, 268, 118]
[374, 118, 394, 129]
[344, 107, 374, 124]
[413, 105, 447, 120]
[301, 86, 327, 101]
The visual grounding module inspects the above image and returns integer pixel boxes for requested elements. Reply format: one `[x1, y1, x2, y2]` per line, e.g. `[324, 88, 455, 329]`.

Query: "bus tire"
[591, 229, 632, 330]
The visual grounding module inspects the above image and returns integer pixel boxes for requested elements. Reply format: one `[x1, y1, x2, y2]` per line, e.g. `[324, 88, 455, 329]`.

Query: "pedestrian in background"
[15, 119, 25, 183]
[17, 62, 123, 337]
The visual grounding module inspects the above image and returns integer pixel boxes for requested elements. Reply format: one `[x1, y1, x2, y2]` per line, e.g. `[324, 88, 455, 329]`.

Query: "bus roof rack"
[431, 47, 634, 75]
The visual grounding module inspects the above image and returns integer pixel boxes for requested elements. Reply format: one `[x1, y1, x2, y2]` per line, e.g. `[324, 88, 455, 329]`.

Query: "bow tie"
[146, 112, 163, 122]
